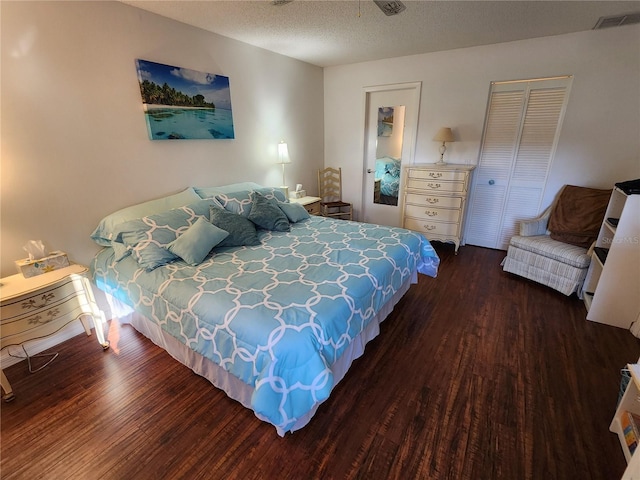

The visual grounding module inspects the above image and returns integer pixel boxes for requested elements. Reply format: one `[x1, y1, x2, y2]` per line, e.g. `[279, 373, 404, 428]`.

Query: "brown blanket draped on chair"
[547, 185, 612, 248]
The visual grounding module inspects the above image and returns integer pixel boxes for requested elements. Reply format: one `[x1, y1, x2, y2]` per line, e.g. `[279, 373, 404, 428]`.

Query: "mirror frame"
[361, 82, 422, 221]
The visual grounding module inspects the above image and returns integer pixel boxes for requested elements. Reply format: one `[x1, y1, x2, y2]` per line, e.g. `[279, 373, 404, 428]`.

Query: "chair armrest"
[519, 206, 552, 236]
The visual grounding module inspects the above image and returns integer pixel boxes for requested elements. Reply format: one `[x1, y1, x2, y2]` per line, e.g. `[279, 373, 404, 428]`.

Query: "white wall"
[324, 25, 640, 219]
[1, 1, 324, 277]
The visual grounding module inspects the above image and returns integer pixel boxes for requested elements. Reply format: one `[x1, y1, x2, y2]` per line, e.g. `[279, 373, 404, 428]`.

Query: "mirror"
[374, 105, 406, 206]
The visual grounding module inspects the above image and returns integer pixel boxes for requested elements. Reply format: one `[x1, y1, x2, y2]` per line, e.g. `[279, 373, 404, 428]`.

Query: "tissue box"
[15, 251, 70, 278]
[291, 189, 307, 199]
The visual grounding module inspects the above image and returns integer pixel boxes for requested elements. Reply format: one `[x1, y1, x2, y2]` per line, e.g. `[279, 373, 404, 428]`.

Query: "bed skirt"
[102, 271, 417, 436]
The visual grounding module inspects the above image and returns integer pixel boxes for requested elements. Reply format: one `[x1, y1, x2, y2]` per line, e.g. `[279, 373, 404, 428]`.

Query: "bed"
[375, 156, 402, 204]
[90, 183, 439, 436]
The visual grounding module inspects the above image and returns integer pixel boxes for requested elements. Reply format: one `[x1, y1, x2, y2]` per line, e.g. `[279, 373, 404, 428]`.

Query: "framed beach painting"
[135, 59, 235, 140]
[377, 106, 394, 137]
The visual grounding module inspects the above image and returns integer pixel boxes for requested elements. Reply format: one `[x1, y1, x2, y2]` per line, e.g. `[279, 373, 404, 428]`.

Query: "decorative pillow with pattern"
[114, 199, 217, 271]
[247, 191, 291, 231]
[215, 188, 288, 217]
[90, 187, 202, 246]
[209, 206, 261, 247]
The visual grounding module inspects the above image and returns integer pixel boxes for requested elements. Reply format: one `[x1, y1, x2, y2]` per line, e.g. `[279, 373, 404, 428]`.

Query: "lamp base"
[280, 186, 289, 198]
[437, 143, 447, 165]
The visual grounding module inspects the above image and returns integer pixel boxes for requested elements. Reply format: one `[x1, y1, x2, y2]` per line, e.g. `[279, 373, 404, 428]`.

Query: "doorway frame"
[361, 82, 422, 225]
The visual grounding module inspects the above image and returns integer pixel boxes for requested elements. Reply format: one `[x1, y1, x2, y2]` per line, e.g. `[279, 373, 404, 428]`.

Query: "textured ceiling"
[121, 1, 640, 67]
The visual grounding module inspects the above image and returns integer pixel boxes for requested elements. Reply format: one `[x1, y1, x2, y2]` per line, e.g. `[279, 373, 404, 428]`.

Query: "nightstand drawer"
[404, 193, 463, 209]
[405, 178, 466, 194]
[1, 278, 79, 321]
[1, 300, 86, 347]
[290, 196, 321, 215]
[404, 205, 461, 223]
[304, 201, 320, 215]
[403, 218, 459, 237]
[406, 168, 468, 182]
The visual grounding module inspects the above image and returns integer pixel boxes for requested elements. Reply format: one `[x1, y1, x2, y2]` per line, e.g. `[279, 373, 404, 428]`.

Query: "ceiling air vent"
[593, 12, 640, 29]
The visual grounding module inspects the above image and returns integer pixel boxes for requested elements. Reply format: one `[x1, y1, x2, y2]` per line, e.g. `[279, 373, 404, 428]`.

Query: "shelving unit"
[582, 186, 640, 328]
[611, 363, 640, 479]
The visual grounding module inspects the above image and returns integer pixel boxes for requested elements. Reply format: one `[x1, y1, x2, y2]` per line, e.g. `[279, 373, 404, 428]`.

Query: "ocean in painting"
[144, 106, 235, 140]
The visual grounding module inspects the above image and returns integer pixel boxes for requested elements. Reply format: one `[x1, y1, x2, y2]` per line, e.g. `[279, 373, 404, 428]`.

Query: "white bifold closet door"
[465, 76, 573, 250]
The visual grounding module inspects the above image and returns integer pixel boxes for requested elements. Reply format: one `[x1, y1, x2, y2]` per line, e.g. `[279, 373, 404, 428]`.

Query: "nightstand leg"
[92, 311, 110, 350]
[79, 276, 110, 350]
[1, 369, 15, 402]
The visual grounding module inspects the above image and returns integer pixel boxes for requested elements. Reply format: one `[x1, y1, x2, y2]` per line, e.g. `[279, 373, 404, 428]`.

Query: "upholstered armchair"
[501, 185, 610, 298]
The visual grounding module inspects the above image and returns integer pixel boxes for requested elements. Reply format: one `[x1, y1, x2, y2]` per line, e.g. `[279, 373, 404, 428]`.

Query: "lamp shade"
[432, 127, 455, 143]
[277, 141, 291, 164]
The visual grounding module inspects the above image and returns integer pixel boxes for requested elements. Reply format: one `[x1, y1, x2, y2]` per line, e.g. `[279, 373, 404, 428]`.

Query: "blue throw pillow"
[114, 199, 216, 271]
[248, 191, 291, 231]
[167, 217, 229, 265]
[215, 188, 288, 217]
[209, 206, 261, 247]
[277, 202, 311, 223]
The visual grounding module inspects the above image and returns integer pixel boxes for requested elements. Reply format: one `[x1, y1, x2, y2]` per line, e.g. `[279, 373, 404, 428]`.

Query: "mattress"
[92, 216, 439, 435]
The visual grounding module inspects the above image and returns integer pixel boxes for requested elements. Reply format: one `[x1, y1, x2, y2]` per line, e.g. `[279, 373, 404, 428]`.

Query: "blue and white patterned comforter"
[91, 216, 439, 433]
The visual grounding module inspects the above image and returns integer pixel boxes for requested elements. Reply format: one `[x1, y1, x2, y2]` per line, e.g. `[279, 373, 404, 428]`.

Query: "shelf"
[629, 364, 640, 388]
[583, 292, 593, 311]
[608, 217, 620, 228]
[584, 188, 639, 328]
[612, 376, 640, 465]
[594, 247, 609, 265]
[613, 416, 634, 463]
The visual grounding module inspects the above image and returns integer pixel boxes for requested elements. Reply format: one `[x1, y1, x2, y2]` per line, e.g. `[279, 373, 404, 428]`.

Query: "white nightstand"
[0, 264, 109, 401]
[290, 196, 322, 215]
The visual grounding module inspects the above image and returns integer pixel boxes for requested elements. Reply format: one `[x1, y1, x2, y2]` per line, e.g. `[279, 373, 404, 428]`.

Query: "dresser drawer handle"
[22, 293, 56, 311]
[425, 210, 438, 217]
[426, 183, 441, 189]
[425, 197, 439, 204]
[428, 172, 443, 179]
[423, 224, 437, 231]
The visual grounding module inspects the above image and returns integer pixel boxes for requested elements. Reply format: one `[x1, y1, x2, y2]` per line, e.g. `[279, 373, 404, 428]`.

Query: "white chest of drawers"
[0, 264, 109, 401]
[401, 164, 475, 253]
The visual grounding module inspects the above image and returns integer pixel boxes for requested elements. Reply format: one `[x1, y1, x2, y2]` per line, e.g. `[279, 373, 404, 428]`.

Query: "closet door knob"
[488, 179, 495, 185]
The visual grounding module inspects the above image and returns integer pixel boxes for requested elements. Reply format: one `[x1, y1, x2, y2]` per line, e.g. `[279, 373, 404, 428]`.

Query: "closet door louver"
[465, 77, 572, 250]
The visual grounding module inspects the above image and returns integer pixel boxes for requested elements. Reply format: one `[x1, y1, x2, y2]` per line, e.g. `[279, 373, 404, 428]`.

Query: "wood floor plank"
[1, 243, 638, 479]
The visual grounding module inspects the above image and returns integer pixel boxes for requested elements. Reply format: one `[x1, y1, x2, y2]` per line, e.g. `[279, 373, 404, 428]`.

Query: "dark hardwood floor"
[2, 244, 638, 479]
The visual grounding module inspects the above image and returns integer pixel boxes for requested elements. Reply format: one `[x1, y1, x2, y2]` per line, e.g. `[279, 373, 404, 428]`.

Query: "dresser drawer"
[1, 278, 79, 321]
[404, 218, 460, 236]
[404, 193, 463, 209]
[406, 168, 468, 182]
[404, 205, 461, 223]
[405, 178, 466, 194]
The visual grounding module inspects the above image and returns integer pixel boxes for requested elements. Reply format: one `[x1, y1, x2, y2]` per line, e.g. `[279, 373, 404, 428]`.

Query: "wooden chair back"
[317, 167, 353, 220]
[317, 167, 344, 203]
